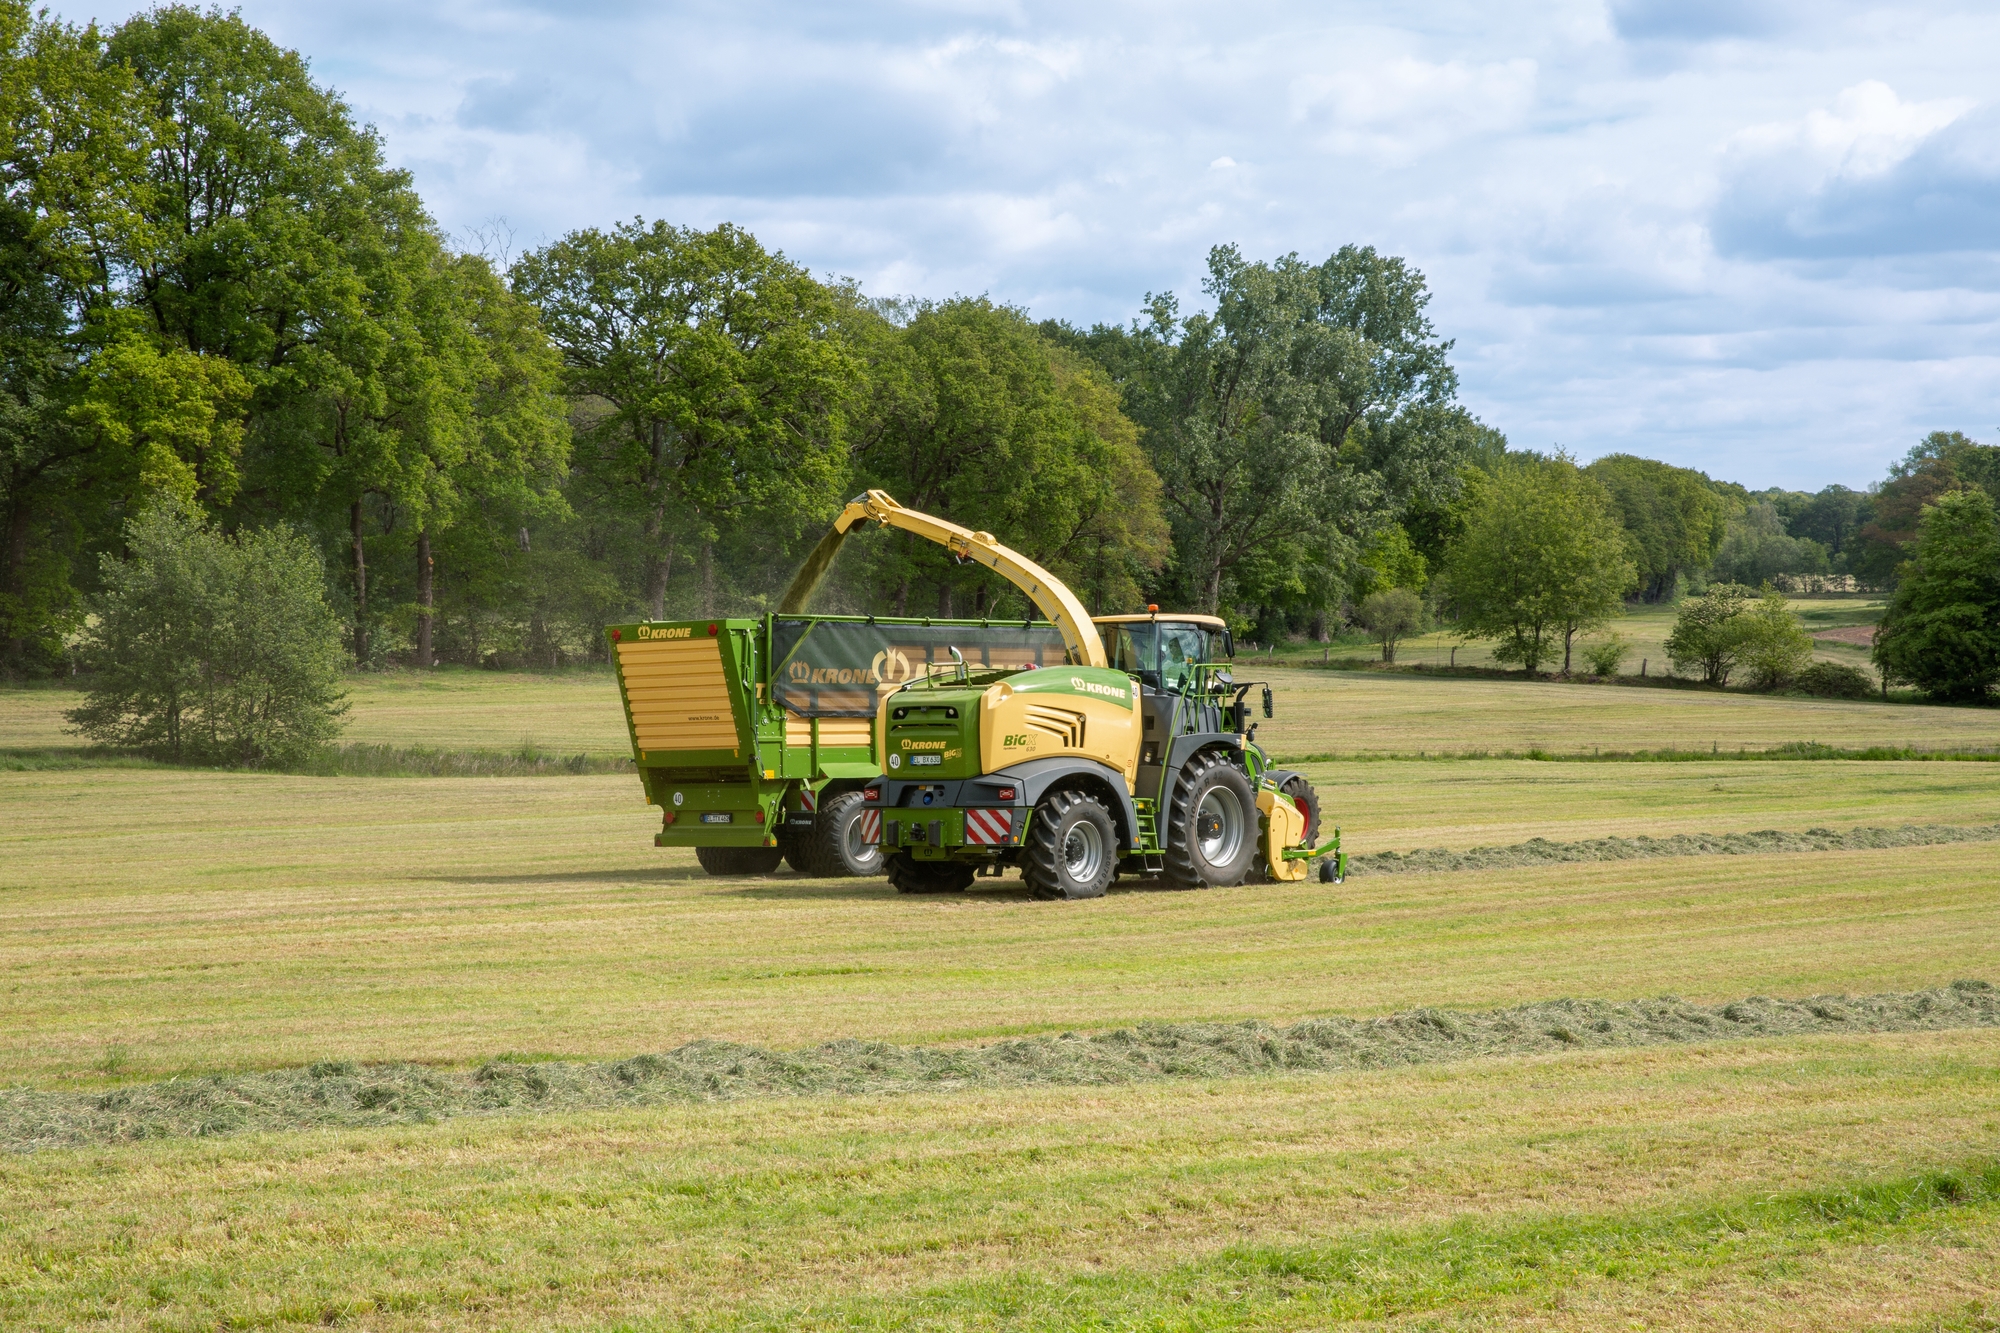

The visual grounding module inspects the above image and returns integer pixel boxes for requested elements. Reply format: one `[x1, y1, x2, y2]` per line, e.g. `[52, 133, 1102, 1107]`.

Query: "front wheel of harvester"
[1022, 790, 1116, 900]
[1254, 773, 1323, 881]
[809, 790, 885, 878]
[1163, 750, 1258, 890]
[887, 854, 975, 894]
[695, 845, 784, 876]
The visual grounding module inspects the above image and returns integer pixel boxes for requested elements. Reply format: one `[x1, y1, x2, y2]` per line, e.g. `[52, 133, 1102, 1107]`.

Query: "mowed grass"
[1, 1033, 1995, 1329]
[3, 760, 1998, 1086]
[4, 671, 2000, 1328]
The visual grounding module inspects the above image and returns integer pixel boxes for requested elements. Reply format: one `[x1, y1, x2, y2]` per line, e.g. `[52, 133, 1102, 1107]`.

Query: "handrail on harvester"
[776, 489, 1109, 669]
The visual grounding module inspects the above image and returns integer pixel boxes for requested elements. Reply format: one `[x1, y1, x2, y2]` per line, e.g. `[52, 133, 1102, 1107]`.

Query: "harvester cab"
[780, 491, 1346, 899]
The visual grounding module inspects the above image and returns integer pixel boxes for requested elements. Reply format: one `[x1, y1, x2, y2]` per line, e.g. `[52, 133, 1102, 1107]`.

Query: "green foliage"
[1792, 660, 1877, 700]
[1710, 502, 1831, 585]
[1664, 582, 1754, 685]
[1734, 589, 1815, 690]
[1585, 454, 1732, 601]
[1855, 431, 2000, 585]
[513, 219, 861, 619]
[1080, 244, 1477, 617]
[1443, 455, 1635, 673]
[1582, 633, 1630, 676]
[65, 503, 347, 763]
[1356, 587, 1423, 663]
[1872, 489, 2000, 701]
[848, 298, 1165, 617]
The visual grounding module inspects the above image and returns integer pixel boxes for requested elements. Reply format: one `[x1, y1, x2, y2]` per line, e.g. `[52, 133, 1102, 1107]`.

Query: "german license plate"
[909, 754, 942, 766]
[700, 813, 731, 824]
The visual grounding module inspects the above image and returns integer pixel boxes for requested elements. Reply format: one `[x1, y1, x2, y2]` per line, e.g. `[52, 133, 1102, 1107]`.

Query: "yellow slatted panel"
[784, 716, 875, 748]
[617, 639, 739, 753]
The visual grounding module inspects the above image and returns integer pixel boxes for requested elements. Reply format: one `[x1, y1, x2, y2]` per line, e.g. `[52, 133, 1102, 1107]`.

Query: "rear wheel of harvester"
[695, 845, 785, 876]
[887, 854, 975, 894]
[1163, 750, 1257, 890]
[807, 790, 884, 878]
[1022, 790, 1116, 901]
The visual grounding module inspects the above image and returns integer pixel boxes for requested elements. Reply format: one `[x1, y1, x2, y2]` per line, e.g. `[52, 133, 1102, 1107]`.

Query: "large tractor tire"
[695, 845, 784, 877]
[1021, 790, 1116, 901]
[887, 854, 975, 894]
[1162, 750, 1257, 890]
[807, 790, 885, 878]
[777, 830, 814, 875]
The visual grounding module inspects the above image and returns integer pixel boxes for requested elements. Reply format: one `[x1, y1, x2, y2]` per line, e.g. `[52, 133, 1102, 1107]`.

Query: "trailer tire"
[1162, 750, 1257, 890]
[777, 830, 814, 875]
[887, 854, 974, 894]
[695, 845, 784, 877]
[807, 790, 884, 878]
[1022, 790, 1115, 901]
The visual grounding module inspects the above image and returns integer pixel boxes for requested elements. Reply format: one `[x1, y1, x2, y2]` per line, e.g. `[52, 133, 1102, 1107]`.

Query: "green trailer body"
[606, 615, 1066, 865]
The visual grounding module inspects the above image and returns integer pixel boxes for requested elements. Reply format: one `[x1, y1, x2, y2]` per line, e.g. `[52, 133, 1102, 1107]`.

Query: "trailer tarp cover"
[772, 619, 1066, 718]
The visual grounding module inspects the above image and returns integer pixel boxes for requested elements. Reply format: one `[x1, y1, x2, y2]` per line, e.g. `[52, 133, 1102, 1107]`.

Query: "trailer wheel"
[1162, 750, 1257, 890]
[808, 790, 884, 878]
[695, 846, 784, 876]
[886, 854, 974, 894]
[1022, 790, 1115, 901]
[777, 830, 814, 875]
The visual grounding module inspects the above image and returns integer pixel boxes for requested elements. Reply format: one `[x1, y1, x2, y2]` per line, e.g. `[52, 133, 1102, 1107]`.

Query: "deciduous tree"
[1872, 489, 2000, 700]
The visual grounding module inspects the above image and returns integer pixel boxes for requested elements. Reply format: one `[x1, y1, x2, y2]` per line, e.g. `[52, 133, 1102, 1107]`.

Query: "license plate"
[909, 754, 942, 766]
[700, 813, 732, 824]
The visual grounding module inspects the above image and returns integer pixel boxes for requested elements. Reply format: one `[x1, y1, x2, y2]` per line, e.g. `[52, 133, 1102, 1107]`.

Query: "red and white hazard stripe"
[859, 808, 880, 844]
[800, 787, 817, 813]
[964, 808, 1013, 845]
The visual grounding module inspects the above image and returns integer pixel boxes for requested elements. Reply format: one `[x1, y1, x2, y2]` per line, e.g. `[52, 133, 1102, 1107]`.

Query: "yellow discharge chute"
[777, 490, 1108, 670]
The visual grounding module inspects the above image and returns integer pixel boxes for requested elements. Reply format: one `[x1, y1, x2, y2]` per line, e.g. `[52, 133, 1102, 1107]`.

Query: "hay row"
[1346, 821, 2000, 875]
[5, 981, 1993, 1152]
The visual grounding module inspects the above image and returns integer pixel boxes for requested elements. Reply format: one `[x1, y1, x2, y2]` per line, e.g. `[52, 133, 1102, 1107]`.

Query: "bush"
[1872, 489, 2000, 701]
[1357, 588, 1424, 663]
[1792, 661, 1877, 700]
[66, 504, 348, 764]
[1736, 590, 1815, 690]
[1582, 634, 1629, 676]
[1663, 583, 1754, 684]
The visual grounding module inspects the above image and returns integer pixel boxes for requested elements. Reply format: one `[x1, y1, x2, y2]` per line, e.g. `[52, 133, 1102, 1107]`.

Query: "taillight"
[863, 787, 882, 803]
[995, 787, 1017, 801]
[753, 809, 766, 824]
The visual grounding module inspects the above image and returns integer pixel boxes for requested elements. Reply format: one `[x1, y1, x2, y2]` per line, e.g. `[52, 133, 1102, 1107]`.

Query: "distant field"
[1299, 595, 1886, 674]
[7, 650, 1997, 762]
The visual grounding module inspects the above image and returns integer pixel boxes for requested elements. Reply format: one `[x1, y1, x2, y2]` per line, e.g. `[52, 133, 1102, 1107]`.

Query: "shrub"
[1872, 489, 2000, 701]
[1582, 634, 1629, 676]
[1736, 590, 1815, 690]
[1792, 661, 1876, 700]
[66, 504, 348, 764]
[1663, 583, 1754, 684]
[1357, 588, 1424, 663]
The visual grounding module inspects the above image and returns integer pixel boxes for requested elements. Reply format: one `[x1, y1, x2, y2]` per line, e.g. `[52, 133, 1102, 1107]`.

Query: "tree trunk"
[937, 582, 952, 617]
[894, 579, 908, 617]
[698, 541, 715, 615]
[415, 528, 434, 668]
[3, 497, 29, 665]
[642, 510, 677, 621]
[350, 499, 369, 664]
[1561, 624, 1575, 676]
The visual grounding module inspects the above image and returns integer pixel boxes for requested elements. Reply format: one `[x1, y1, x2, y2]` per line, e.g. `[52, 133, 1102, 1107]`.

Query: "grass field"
[2, 669, 1997, 1328]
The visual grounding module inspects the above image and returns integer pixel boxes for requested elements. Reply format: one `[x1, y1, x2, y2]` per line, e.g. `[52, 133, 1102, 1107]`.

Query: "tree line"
[5, 4, 1997, 698]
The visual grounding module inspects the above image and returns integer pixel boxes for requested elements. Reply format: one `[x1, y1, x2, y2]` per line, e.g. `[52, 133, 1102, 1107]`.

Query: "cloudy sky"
[67, 0, 2000, 489]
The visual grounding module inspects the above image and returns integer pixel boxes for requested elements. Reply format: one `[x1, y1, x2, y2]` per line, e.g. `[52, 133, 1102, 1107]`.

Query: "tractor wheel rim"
[1063, 817, 1105, 883]
[845, 814, 879, 868]
[1196, 787, 1244, 865]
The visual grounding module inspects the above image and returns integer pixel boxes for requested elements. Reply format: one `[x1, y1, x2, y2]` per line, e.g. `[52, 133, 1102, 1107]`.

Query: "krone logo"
[871, 647, 913, 684]
[672, 791, 684, 806]
[638, 625, 692, 641]
[1068, 676, 1128, 701]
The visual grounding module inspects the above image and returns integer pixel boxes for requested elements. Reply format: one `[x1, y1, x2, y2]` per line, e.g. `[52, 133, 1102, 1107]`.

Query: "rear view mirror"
[1221, 630, 1234, 658]
[1261, 685, 1274, 719]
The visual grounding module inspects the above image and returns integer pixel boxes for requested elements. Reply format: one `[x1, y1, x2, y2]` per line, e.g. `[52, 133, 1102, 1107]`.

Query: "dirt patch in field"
[3, 981, 1993, 1152]
[1813, 625, 1877, 646]
[1346, 822, 2000, 876]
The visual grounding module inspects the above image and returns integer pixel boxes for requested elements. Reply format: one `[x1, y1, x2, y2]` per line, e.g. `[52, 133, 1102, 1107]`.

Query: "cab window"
[1158, 626, 1209, 690]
